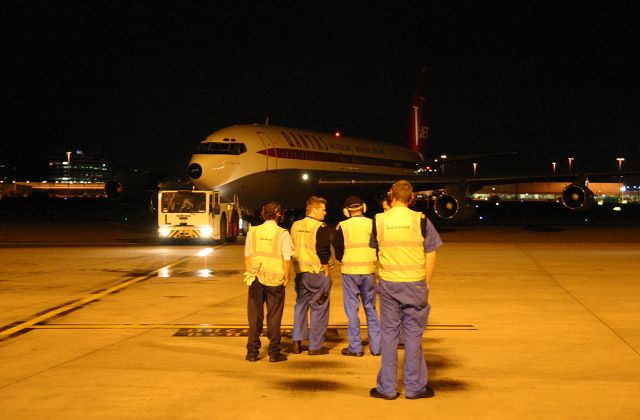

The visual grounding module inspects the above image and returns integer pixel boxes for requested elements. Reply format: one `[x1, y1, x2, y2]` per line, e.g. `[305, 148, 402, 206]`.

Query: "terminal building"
[472, 182, 639, 204]
[47, 150, 112, 184]
[0, 150, 112, 199]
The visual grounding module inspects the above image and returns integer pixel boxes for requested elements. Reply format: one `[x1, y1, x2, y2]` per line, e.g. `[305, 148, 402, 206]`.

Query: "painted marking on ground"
[0, 256, 193, 340]
[21, 323, 477, 334]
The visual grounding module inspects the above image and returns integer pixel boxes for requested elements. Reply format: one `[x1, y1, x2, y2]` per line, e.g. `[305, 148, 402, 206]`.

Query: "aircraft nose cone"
[189, 163, 202, 180]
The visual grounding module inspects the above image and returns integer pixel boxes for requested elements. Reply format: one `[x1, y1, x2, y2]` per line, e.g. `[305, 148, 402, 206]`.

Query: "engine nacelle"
[560, 184, 594, 211]
[104, 180, 124, 200]
[433, 188, 476, 221]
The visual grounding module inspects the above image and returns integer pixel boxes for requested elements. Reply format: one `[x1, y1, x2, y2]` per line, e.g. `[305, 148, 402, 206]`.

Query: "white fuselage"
[188, 124, 422, 213]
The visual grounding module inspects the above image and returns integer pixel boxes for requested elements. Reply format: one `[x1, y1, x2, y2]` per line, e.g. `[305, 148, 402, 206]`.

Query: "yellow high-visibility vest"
[291, 217, 323, 274]
[375, 207, 426, 282]
[248, 221, 287, 286]
[337, 216, 377, 275]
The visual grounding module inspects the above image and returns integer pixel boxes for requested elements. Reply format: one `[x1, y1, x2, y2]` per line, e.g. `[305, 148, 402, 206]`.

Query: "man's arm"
[244, 230, 253, 272]
[281, 231, 295, 286]
[425, 251, 437, 288]
[283, 260, 292, 286]
[334, 225, 345, 262]
[316, 225, 332, 276]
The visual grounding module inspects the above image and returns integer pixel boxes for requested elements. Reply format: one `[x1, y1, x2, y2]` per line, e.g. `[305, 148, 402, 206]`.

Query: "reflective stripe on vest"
[375, 207, 426, 282]
[248, 222, 286, 286]
[338, 217, 377, 274]
[291, 217, 323, 273]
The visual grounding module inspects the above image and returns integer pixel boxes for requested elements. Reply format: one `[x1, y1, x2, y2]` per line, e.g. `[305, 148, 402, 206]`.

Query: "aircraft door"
[257, 132, 277, 171]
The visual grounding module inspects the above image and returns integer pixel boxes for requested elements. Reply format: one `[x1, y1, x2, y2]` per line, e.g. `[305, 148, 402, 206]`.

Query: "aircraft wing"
[318, 170, 637, 192]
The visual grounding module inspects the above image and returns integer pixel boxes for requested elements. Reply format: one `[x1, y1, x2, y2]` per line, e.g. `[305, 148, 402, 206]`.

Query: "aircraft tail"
[408, 65, 429, 154]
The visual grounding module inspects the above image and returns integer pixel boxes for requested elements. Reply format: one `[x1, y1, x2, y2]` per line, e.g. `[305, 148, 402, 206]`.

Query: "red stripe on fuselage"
[256, 148, 418, 170]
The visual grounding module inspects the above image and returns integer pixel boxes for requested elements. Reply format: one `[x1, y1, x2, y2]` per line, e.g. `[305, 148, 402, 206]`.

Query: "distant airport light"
[334, 131, 341, 137]
[552, 162, 557, 174]
[568, 157, 574, 172]
[301, 173, 309, 181]
[440, 154, 447, 159]
[613, 206, 622, 212]
[158, 267, 170, 278]
[620, 186, 626, 192]
[198, 269, 213, 278]
[616, 157, 625, 171]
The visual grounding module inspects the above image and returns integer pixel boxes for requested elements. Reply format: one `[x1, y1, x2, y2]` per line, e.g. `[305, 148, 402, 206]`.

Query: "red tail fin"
[409, 66, 429, 153]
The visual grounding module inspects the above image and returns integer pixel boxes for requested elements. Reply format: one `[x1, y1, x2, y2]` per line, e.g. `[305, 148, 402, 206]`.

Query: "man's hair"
[262, 202, 282, 220]
[305, 196, 327, 215]
[391, 180, 413, 203]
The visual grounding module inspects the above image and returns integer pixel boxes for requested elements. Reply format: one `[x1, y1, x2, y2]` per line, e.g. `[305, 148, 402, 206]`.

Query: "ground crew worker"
[369, 180, 443, 400]
[290, 196, 332, 355]
[244, 202, 294, 363]
[334, 195, 381, 357]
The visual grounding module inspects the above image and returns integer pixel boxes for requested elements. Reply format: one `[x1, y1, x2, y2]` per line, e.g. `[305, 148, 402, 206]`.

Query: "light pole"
[616, 157, 625, 202]
[568, 157, 574, 173]
[473, 162, 478, 177]
[66, 151, 72, 190]
[552, 161, 557, 174]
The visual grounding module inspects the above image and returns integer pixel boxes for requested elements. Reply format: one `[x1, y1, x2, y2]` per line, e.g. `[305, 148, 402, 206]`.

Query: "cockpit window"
[194, 142, 247, 155]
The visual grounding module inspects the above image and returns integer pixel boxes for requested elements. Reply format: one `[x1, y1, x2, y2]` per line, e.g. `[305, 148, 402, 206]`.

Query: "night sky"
[3, 2, 639, 180]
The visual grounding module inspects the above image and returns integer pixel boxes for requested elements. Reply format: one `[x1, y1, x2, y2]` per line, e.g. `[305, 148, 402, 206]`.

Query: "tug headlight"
[200, 226, 213, 237]
[159, 227, 171, 237]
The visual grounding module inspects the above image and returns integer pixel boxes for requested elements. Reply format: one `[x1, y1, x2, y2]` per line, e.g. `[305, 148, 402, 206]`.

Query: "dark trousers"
[246, 280, 286, 357]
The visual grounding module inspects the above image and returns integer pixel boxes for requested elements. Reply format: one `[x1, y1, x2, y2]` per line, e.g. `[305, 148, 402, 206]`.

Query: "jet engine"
[560, 184, 594, 211]
[433, 187, 476, 221]
[104, 180, 124, 200]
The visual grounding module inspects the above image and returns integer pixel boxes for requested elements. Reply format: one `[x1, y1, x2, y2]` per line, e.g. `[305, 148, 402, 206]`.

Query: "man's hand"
[322, 264, 330, 277]
[243, 272, 256, 286]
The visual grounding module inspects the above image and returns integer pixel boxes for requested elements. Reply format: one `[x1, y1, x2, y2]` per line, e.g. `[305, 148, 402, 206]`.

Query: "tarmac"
[0, 220, 639, 419]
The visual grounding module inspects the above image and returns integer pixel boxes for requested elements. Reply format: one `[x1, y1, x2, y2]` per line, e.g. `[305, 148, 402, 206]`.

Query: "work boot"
[245, 354, 259, 362]
[341, 348, 364, 357]
[369, 388, 399, 400]
[269, 353, 288, 362]
[406, 386, 435, 399]
[291, 340, 302, 354]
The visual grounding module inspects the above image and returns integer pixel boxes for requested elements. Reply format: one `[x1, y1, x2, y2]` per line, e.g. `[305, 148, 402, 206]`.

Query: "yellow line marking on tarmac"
[24, 324, 477, 331]
[0, 256, 193, 340]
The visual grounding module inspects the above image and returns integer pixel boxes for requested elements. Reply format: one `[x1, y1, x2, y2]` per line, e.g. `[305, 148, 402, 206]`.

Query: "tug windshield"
[160, 191, 207, 213]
